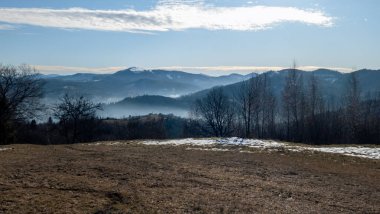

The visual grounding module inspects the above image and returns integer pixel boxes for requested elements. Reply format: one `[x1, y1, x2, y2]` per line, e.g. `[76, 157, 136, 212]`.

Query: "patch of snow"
[141, 137, 286, 149]
[217, 137, 285, 149]
[89, 138, 380, 160]
[168, 94, 180, 98]
[307, 147, 380, 160]
[186, 147, 230, 152]
[129, 67, 145, 73]
[142, 138, 216, 146]
[140, 138, 380, 160]
[91, 141, 122, 146]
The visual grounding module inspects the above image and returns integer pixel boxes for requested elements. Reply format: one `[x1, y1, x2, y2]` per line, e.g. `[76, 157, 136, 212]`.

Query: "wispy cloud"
[156, 65, 353, 75]
[34, 64, 353, 76]
[0, 0, 333, 33]
[157, 66, 285, 72]
[33, 65, 126, 74]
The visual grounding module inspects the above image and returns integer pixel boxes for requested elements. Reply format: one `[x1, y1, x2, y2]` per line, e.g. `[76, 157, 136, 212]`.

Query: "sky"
[0, 0, 379, 76]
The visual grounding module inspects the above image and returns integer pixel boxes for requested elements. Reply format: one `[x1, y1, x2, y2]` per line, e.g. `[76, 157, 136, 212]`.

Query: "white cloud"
[157, 65, 284, 72]
[0, 1, 333, 32]
[155, 65, 353, 75]
[33, 65, 125, 74]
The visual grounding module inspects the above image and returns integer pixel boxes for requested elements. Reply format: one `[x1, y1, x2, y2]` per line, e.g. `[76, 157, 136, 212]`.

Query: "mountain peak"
[128, 67, 146, 73]
[114, 67, 149, 75]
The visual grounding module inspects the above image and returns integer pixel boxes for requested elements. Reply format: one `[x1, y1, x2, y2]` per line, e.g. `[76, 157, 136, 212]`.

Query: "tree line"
[194, 66, 380, 144]
[1, 64, 379, 145]
[0, 64, 202, 144]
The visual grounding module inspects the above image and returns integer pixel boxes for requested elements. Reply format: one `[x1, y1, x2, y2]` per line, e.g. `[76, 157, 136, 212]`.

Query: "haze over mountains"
[40, 67, 380, 118]
[41, 67, 253, 103]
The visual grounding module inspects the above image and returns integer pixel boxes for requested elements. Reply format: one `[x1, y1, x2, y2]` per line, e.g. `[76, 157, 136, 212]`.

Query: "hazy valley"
[40, 68, 380, 118]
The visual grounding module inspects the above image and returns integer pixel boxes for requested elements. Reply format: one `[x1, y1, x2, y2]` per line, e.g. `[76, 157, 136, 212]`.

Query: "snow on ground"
[140, 137, 380, 160]
[89, 138, 380, 160]
[142, 138, 217, 146]
[141, 137, 285, 148]
[307, 147, 380, 160]
[185, 147, 230, 152]
[92, 141, 123, 146]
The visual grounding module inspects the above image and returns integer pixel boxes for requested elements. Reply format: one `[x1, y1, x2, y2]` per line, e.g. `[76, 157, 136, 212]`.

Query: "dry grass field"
[0, 141, 379, 213]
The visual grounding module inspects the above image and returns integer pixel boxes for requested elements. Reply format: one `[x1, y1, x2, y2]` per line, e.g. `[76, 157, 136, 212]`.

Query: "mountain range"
[41, 67, 253, 103]
[39, 67, 380, 118]
[102, 68, 380, 118]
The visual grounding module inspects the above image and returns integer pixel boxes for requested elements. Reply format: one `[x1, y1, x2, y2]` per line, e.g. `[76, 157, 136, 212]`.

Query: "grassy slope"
[0, 142, 379, 213]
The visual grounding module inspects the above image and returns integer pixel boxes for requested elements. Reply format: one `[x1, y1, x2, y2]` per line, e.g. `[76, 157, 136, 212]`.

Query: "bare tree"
[251, 76, 263, 137]
[53, 94, 102, 144]
[344, 73, 361, 143]
[282, 62, 303, 141]
[235, 73, 277, 139]
[306, 73, 325, 143]
[235, 78, 254, 137]
[240, 75, 263, 138]
[260, 73, 277, 138]
[298, 76, 307, 141]
[194, 88, 235, 137]
[0, 64, 43, 144]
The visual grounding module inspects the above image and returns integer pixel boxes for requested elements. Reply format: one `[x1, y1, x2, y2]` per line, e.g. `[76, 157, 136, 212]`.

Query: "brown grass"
[0, 142, 379, 213]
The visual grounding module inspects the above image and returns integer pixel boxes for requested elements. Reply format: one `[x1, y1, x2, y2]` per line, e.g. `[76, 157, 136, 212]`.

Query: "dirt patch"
[0, 142, 379, 213]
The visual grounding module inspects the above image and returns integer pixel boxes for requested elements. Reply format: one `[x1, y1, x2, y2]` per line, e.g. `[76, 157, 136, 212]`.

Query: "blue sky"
[0, 0, 379, 75]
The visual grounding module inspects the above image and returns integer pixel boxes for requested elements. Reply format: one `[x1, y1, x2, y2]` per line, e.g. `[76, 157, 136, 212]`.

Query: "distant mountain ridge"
[103, 68, 380, 118]
[41, 67, 253, 103]
[185, 68, 380, 102]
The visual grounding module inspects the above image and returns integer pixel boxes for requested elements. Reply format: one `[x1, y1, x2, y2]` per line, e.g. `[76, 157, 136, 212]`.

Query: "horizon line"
[31, 65, 364, 76]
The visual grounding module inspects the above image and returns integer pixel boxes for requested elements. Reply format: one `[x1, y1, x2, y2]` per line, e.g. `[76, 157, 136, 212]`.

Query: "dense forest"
[1, 64, 379, 145]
